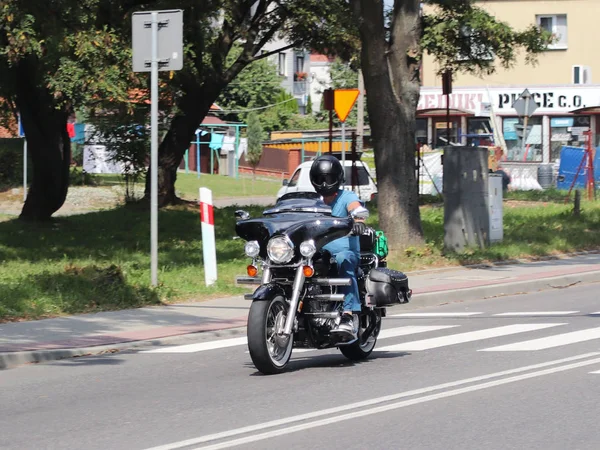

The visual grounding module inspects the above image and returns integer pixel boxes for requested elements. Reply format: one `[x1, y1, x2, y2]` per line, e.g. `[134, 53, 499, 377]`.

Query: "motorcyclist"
[309, 154, 369, 340]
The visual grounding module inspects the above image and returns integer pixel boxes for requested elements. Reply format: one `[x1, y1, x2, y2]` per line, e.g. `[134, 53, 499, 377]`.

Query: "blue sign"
[551, 117, 574, 128]
[18, 114, 25, 137]
[503, 118, 519, 141]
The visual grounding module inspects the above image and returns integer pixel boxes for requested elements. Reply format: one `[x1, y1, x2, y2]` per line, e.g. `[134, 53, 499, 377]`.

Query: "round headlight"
[267, 236, 294, 264]
[244, 240, 260, 258]
[299, 240, 316, 258]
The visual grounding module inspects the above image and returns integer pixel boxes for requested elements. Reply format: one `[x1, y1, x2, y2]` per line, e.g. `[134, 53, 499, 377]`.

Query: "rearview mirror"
[282, 179, 289, 186]
[235, 210, 250, 221]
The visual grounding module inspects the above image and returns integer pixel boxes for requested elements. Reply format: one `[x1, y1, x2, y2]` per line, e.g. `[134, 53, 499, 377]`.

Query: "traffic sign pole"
[150, 12, 159, 287]
[521, 95, 530, 154]
[23, 139, 27, 202]
[341, 121, 346, 178]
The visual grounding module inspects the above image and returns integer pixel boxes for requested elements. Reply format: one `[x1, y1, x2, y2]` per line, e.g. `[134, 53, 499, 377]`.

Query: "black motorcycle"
[235, 193, 412, 374]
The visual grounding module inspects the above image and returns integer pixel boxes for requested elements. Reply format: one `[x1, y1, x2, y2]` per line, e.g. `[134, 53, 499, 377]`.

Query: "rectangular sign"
[132, 9, 183, 72]
[418, 86, 600, 116]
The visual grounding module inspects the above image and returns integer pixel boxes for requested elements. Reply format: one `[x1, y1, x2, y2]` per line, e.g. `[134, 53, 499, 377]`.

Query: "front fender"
[252, 283, 287, 302]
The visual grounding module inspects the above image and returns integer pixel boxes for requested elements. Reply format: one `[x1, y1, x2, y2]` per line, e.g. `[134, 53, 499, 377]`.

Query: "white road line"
[376, 323, 566, 352]
[589, 370, 600, 374]
[493, 311, 579, 316]
[480, 327, 600, 352]
[390, 312, 483, 317]
[245, 325, 461, 355]
[140, 337, 247, 354]
[590, 312, 600, 315]
[141, 352, 600, 450]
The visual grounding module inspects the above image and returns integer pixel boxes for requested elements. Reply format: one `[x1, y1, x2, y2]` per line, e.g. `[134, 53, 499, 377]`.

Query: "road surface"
[2, 283, 600, 450]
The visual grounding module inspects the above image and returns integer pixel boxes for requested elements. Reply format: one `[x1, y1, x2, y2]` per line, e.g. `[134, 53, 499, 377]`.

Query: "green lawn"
[1, 198, 599, 321]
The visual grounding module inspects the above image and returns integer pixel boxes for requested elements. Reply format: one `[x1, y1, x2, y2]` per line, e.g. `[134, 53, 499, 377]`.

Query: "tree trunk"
[144, 87, 219, 207]
[352, 0, 424, 251]
[15, 58, 70, 221]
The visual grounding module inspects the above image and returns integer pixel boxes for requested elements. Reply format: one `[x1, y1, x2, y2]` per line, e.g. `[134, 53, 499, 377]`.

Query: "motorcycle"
[235, 192, 412, 374]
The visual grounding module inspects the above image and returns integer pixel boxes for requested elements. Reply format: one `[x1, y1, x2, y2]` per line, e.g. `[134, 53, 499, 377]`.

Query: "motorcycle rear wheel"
[339, 311, 381, 361]
[247, 296, 293, 375]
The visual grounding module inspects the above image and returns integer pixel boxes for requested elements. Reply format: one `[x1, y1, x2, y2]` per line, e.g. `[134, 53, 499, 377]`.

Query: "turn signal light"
[302, 265, 314, 277]
[247, 265, 258, 277]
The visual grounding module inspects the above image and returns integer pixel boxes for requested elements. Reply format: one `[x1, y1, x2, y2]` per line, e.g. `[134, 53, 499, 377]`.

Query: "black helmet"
[309, 154, 344, 196]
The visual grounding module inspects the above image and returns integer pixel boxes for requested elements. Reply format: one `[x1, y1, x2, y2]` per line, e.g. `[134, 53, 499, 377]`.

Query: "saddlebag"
[365, 268, 410, 307]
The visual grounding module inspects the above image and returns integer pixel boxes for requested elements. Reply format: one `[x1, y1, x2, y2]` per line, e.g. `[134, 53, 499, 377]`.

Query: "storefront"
[417, 85, 600, 164]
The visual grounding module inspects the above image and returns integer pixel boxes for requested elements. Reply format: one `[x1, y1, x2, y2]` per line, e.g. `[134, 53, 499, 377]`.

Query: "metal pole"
[521, 96, 530, 157]
[446, 93, 450, 147]
[150, 12, 159, 287]
[328, 109, 333, 153]
[184, 149, 189, 174]
[341, 122, 346, 185]
[196, 130, 200, 178]
[357, 70, 365, 154]
[234, 125, 240, 179]
[23, 139, 27, 201]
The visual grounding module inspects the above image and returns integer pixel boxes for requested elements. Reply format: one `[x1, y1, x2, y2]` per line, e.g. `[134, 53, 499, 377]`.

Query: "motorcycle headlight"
[267, 236, 295, 264]
[244, 240, 260, 258]
[299, 240, 316, 258]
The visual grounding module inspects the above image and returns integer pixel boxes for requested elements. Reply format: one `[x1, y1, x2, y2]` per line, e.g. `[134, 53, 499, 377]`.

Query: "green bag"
[373, 230, 389, 258]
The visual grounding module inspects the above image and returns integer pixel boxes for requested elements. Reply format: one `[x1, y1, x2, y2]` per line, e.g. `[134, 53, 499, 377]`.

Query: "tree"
[216, 50, 285, 124]
[0, 0, 140, 221]
[349, 0, 551, 250]
[143, 0, 358, 206]
[245, 112, 263, 179]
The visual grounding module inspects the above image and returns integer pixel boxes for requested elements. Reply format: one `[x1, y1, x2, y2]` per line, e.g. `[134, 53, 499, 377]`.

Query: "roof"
[417, 108, 475, 117]
[201, 116, 228, 125]
[570, 106, 600, 115]
[310, 53, 335, 63]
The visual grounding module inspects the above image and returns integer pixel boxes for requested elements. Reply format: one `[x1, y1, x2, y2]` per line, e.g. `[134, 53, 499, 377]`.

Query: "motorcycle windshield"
[236, 198, 352, 259]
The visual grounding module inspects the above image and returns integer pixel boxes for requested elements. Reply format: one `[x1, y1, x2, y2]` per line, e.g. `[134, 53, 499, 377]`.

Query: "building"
[419, 0, 600, 174]
[262, 38, 311, 114]
[309, 54, 335, 113]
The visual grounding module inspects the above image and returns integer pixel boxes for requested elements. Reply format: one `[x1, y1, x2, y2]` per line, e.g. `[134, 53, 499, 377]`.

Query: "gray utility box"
[443, 147, 491, 252]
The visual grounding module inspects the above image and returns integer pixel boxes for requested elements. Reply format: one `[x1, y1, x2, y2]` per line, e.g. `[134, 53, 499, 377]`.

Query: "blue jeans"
[334, 250, 361, 312]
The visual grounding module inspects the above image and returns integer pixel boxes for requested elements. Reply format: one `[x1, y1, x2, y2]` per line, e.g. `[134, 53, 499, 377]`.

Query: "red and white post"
[199, 187, 217, 286]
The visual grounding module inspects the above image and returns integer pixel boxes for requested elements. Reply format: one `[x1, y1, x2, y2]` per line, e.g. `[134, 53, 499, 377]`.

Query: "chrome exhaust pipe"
[306, 294, 345, 302]
[311, 278, 352, 286]
[303, 312, 339, 318]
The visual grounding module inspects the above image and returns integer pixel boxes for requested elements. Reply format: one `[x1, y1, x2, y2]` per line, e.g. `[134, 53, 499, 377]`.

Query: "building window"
[466, 118, 494, 147]
[550, 116, 590, 162]
[416, 118, 427, 146]
[536, 14, 568, 50]
[295, 55, 305, 73]
[503, 117, 543, 162]
[278, 52, 287, 76]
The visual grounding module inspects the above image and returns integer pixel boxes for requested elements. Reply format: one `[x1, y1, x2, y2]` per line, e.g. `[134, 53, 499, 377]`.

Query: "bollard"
[199, 187, 218, 286]
[574, 190, 581, 217]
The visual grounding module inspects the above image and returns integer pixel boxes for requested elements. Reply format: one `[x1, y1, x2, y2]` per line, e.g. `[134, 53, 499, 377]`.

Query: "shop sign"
[418, 86, 600, 116]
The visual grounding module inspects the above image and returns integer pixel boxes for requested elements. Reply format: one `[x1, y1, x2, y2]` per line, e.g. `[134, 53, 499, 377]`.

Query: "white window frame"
[278, 52, 287, 76]
[573, 65, 592, 85]
[536, 14, 568, 50]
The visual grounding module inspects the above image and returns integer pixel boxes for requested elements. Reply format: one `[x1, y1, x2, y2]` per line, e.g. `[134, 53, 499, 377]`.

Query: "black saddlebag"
[365, 268, 410, 307]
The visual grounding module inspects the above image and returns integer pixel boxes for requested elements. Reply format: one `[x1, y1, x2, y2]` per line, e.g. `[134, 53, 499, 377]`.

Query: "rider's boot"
[332, 312, 358, 340]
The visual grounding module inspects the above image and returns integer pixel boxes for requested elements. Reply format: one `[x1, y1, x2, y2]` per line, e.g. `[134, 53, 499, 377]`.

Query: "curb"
[403, 270, 600, 309]
[2, 270, 600, 370]
[0, 326, 247, 371]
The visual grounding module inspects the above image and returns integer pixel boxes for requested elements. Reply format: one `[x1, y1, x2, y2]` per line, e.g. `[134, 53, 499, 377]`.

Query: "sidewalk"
[2, 252, 600, 369]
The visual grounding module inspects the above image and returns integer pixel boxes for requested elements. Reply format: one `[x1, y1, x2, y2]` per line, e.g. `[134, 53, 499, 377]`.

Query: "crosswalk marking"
[493, 311, 579, 317]
[376, 323, 566, 352]
[480, 327, 600, 352]
[245, 325, 462, 355]
[141, 337, 247, 354]
[390, 312, 483, 318]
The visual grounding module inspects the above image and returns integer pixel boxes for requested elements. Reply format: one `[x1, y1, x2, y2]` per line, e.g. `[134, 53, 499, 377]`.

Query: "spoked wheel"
[339, 310, 382, 361]
[247, 296, 293, 375]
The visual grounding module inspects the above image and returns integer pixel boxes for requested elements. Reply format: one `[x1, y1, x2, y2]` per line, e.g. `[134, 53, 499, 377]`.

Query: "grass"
[80, 171, 281, 200]
[1, 197, 599, 321]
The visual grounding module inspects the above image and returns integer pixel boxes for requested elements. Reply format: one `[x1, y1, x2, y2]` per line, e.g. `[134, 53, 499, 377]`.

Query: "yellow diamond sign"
[334, 89, 360, 123]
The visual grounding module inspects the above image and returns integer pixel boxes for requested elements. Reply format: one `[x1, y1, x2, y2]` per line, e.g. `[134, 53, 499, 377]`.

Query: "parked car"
[277, 159, 378, 203]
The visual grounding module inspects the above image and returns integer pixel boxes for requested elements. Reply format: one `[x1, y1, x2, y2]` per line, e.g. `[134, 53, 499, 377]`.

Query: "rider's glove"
[352, 221, 366, 236]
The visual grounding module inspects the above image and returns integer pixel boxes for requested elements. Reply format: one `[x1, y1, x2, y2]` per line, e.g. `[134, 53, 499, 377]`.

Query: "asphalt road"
[2, 283, 600, 450]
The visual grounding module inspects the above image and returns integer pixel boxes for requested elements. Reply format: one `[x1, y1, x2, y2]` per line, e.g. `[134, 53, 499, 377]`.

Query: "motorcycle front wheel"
[247, 296, 293, 375]
[340, 310, 381, 361]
